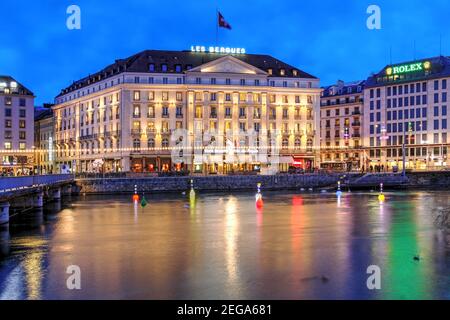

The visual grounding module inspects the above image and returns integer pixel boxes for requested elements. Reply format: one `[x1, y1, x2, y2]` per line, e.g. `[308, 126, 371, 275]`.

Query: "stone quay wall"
[75, 172, 450, 194]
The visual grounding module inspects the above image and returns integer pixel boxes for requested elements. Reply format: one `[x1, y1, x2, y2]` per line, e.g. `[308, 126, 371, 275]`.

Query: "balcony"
[176, 113, 183, 118]
[239, 114, 247, 119]
[210, 113, 218, 119]
[224, 114, 232, 119]
[133, 114, 141, 119]
[269, 115, 276, 120]
[294, 115, 301, 120]
[147, 113, 155, 118]
[80, 135, 93, 140]
[253, 114, 261, 119]
[146, 128, 156, 135]
[352, 110, 361, 115]
[352, 122, 361, 127]
[162, 113, 169, 118]
[131, 129, 142, 135]
[307, 116, 314, 121]
[352, 133, 361, 138]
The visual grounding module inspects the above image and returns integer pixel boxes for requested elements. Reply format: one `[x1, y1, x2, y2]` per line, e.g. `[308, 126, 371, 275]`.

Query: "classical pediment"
[188, 55, 267, 75]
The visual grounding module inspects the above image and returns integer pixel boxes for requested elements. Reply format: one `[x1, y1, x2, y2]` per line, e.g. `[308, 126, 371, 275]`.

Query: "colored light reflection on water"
[0, 191, 449, 300]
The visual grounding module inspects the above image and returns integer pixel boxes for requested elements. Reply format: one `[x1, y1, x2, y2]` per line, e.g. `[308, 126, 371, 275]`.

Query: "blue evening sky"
[1, 0, 449, 105]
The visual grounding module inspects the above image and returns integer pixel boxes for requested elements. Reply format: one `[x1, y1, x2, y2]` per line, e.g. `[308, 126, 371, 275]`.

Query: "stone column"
[33, 191, 44, 208]
[0, 202, 10, 225]
[52, 187, 61, 200]
[62, 185, 72, 196]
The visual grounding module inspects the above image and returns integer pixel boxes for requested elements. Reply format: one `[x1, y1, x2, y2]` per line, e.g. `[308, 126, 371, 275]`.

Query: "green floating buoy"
[140, 195, 148, 208]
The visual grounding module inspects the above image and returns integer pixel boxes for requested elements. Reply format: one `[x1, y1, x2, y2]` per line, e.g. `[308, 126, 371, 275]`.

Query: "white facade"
[53, 53, 321, 174]
[320, 81, 365, 171]
[363, 57, 450, 171]
[0, 76, 35, 175]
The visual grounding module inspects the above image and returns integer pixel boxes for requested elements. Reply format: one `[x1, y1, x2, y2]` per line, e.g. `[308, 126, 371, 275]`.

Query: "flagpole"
[216, 8, 218, 46]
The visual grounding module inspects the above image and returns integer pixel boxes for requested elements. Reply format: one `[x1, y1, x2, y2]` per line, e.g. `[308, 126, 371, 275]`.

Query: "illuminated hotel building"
[34, 106, 55, 174]
[320, 80, 365, 171]
[53, 49, 321, 174]
[364, 56, 450, 170]
[0, 76, 35, 174]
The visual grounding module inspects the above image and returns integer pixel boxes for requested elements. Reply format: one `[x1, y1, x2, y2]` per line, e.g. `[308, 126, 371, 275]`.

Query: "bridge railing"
[0, 174, 73, 193]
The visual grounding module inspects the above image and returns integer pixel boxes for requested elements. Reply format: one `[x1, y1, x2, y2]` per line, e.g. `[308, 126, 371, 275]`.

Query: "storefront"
[1, 155, 33, 175]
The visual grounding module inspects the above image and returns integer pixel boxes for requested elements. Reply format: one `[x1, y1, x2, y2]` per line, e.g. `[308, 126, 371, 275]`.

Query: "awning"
[278, 156, 293, 164]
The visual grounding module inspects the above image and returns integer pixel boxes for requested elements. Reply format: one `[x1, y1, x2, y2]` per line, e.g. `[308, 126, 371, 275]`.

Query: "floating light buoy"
[378, 183, 385, 202]
[132, 185, 139, 202]
[255, 182, 263, 208]
[140, 195, 148, 208]
[336, 181, 342, 197]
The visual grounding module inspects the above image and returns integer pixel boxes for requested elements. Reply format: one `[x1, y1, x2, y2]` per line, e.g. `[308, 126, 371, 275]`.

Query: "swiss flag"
[218, 12, 232, 30]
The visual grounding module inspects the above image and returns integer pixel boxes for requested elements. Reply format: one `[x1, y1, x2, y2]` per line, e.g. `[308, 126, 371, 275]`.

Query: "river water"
[0, 191, 449, 300]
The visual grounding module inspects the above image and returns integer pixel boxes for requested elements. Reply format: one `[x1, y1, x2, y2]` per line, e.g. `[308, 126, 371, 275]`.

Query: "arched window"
[282, 138, 289, 148]
[148, 138, 155, 148]
[133, 138, 141, 151]
[162, 138, 169, 149]
[295, 138, 301, 148]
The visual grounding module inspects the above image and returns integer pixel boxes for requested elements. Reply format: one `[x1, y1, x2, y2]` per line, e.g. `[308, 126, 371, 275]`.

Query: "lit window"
[19, 143, 26, 150]
[4, 142, 11, 150]
[133, 91, 140, 101]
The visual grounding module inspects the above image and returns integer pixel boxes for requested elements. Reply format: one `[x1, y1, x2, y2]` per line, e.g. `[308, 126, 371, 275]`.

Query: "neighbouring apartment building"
[34, 105, 55, 174]
[364, 56, 450, 171]
[0, 76, 35, 175]
[320, 80, 365, 171]
[53, 49, 321, 174]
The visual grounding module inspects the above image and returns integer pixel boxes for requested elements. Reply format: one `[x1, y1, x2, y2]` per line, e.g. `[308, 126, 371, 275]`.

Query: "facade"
[364, 56, 450, 171]
[320, 80, 365, 171]
[0, 76, 35, 175]
[34, 105, 55, 174]
[53, 49, 321, 174]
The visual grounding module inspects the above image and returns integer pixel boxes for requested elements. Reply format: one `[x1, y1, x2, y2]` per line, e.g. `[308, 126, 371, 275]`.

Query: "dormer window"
[280, 69, 285, 76]
[161, 64, 168, 72]
[267, 68, 273, 75]
[292, 69, 298, 76]
[149, 64, 155, 72]
[186, 65, 192, 70]
[175, 64, 182, 73]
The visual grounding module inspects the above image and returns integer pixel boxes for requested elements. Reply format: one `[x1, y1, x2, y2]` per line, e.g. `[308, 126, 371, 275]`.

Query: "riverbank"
[75, 171, 450, 194]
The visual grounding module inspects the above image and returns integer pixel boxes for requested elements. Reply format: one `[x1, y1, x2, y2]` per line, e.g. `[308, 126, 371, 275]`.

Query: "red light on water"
[292, 196, 303, 206]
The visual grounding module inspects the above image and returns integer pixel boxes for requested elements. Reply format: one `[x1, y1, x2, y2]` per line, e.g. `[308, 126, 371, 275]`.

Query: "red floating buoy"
[256, 198, 264, 208]
[132, 194, 140, 202]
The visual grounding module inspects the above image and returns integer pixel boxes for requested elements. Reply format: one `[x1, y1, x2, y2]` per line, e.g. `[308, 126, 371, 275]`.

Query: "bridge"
[0, 174, 75, 225]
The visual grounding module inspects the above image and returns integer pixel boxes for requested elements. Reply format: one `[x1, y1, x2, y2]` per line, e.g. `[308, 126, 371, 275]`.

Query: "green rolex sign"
[386, 61, 431, 76]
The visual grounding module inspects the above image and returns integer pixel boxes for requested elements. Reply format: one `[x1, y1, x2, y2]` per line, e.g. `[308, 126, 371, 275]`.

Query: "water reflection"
[0, 192, 448, 300]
